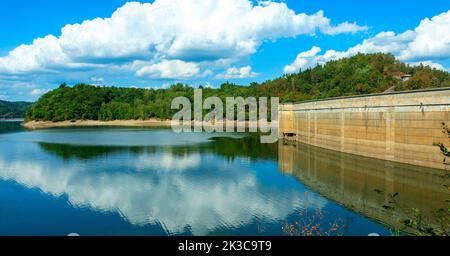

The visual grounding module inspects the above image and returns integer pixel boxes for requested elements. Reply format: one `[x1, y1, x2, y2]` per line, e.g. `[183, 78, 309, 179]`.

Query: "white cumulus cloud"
[317, 18, 368, 36]
[0, 35, 67, 74]
[284, 9, 450, 74]
[30, 88, 50, 96]
[216, 66, 258, 79]
[401, 10, 450, 60]
[0, 0, 367, 77]
[283, 46, 322, 73]
[136, 60, 200, 79]
[409, 61, 447, 71]
[90, 77, 105, 83]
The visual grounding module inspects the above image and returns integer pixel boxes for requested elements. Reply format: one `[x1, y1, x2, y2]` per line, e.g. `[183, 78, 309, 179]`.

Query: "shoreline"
[22, 119, 172, 129]
[22, 119, 277, 130]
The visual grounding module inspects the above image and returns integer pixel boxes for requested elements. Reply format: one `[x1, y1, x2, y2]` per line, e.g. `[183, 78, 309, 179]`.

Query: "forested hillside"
[264, 53, 450, 102]
[0, 100, 32, 119]
[26, 53, 450, 122]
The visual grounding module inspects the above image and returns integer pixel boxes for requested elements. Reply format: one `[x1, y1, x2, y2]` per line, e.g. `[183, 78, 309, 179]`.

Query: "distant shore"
[23, 119, 172, 129]
[0, 118, 24, 122]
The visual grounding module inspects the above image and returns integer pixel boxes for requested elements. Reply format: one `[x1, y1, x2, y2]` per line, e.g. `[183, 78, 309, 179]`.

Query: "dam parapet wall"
[279, 88, 450, 169]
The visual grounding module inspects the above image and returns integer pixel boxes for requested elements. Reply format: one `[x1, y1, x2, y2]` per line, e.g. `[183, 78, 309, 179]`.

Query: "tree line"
[0, 100, 32, 119]
[26, 53, 450, 122]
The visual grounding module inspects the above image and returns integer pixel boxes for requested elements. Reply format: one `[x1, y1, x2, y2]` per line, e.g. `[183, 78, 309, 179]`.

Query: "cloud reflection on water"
[0, 142, 326, 235]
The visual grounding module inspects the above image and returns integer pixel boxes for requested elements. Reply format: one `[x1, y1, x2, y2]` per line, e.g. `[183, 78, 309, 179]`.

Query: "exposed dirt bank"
[23, 119, 172, 129]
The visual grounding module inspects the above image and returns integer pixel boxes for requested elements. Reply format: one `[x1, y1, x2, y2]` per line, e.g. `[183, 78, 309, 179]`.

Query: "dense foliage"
[0, 100, 32, 119]
[26, 53, 450, 121]
[268, 53, 450, 102]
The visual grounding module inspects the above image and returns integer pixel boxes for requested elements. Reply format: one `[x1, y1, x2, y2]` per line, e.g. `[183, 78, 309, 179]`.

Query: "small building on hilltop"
[392, 72, 412, 82]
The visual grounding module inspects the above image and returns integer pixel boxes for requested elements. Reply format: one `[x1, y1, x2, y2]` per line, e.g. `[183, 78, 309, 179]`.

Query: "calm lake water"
[0, 121, 447, 236]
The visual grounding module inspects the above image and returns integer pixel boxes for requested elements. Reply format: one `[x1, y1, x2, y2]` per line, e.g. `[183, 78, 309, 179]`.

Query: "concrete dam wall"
[279, 88, 450, 169]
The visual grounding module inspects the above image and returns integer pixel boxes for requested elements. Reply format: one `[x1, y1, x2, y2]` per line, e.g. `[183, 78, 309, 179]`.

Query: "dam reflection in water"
[0, 124, 447, 235]
[279, 141, 449, 232]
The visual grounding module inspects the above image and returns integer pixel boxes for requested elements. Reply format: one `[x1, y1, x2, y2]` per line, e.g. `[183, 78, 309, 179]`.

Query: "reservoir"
[0, 121, 447, 235]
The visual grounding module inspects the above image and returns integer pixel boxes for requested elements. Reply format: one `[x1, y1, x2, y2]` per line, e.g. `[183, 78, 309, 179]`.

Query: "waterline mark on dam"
[171, 89, 279, 143]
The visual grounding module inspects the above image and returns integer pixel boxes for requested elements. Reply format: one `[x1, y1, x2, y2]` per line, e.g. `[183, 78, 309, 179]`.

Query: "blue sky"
[0, 0, 449, 101]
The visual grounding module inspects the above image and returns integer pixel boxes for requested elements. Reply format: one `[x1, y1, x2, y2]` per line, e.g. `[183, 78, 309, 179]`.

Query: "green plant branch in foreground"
[434, 122, 450, 166]
[398, 123, 450, 236]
